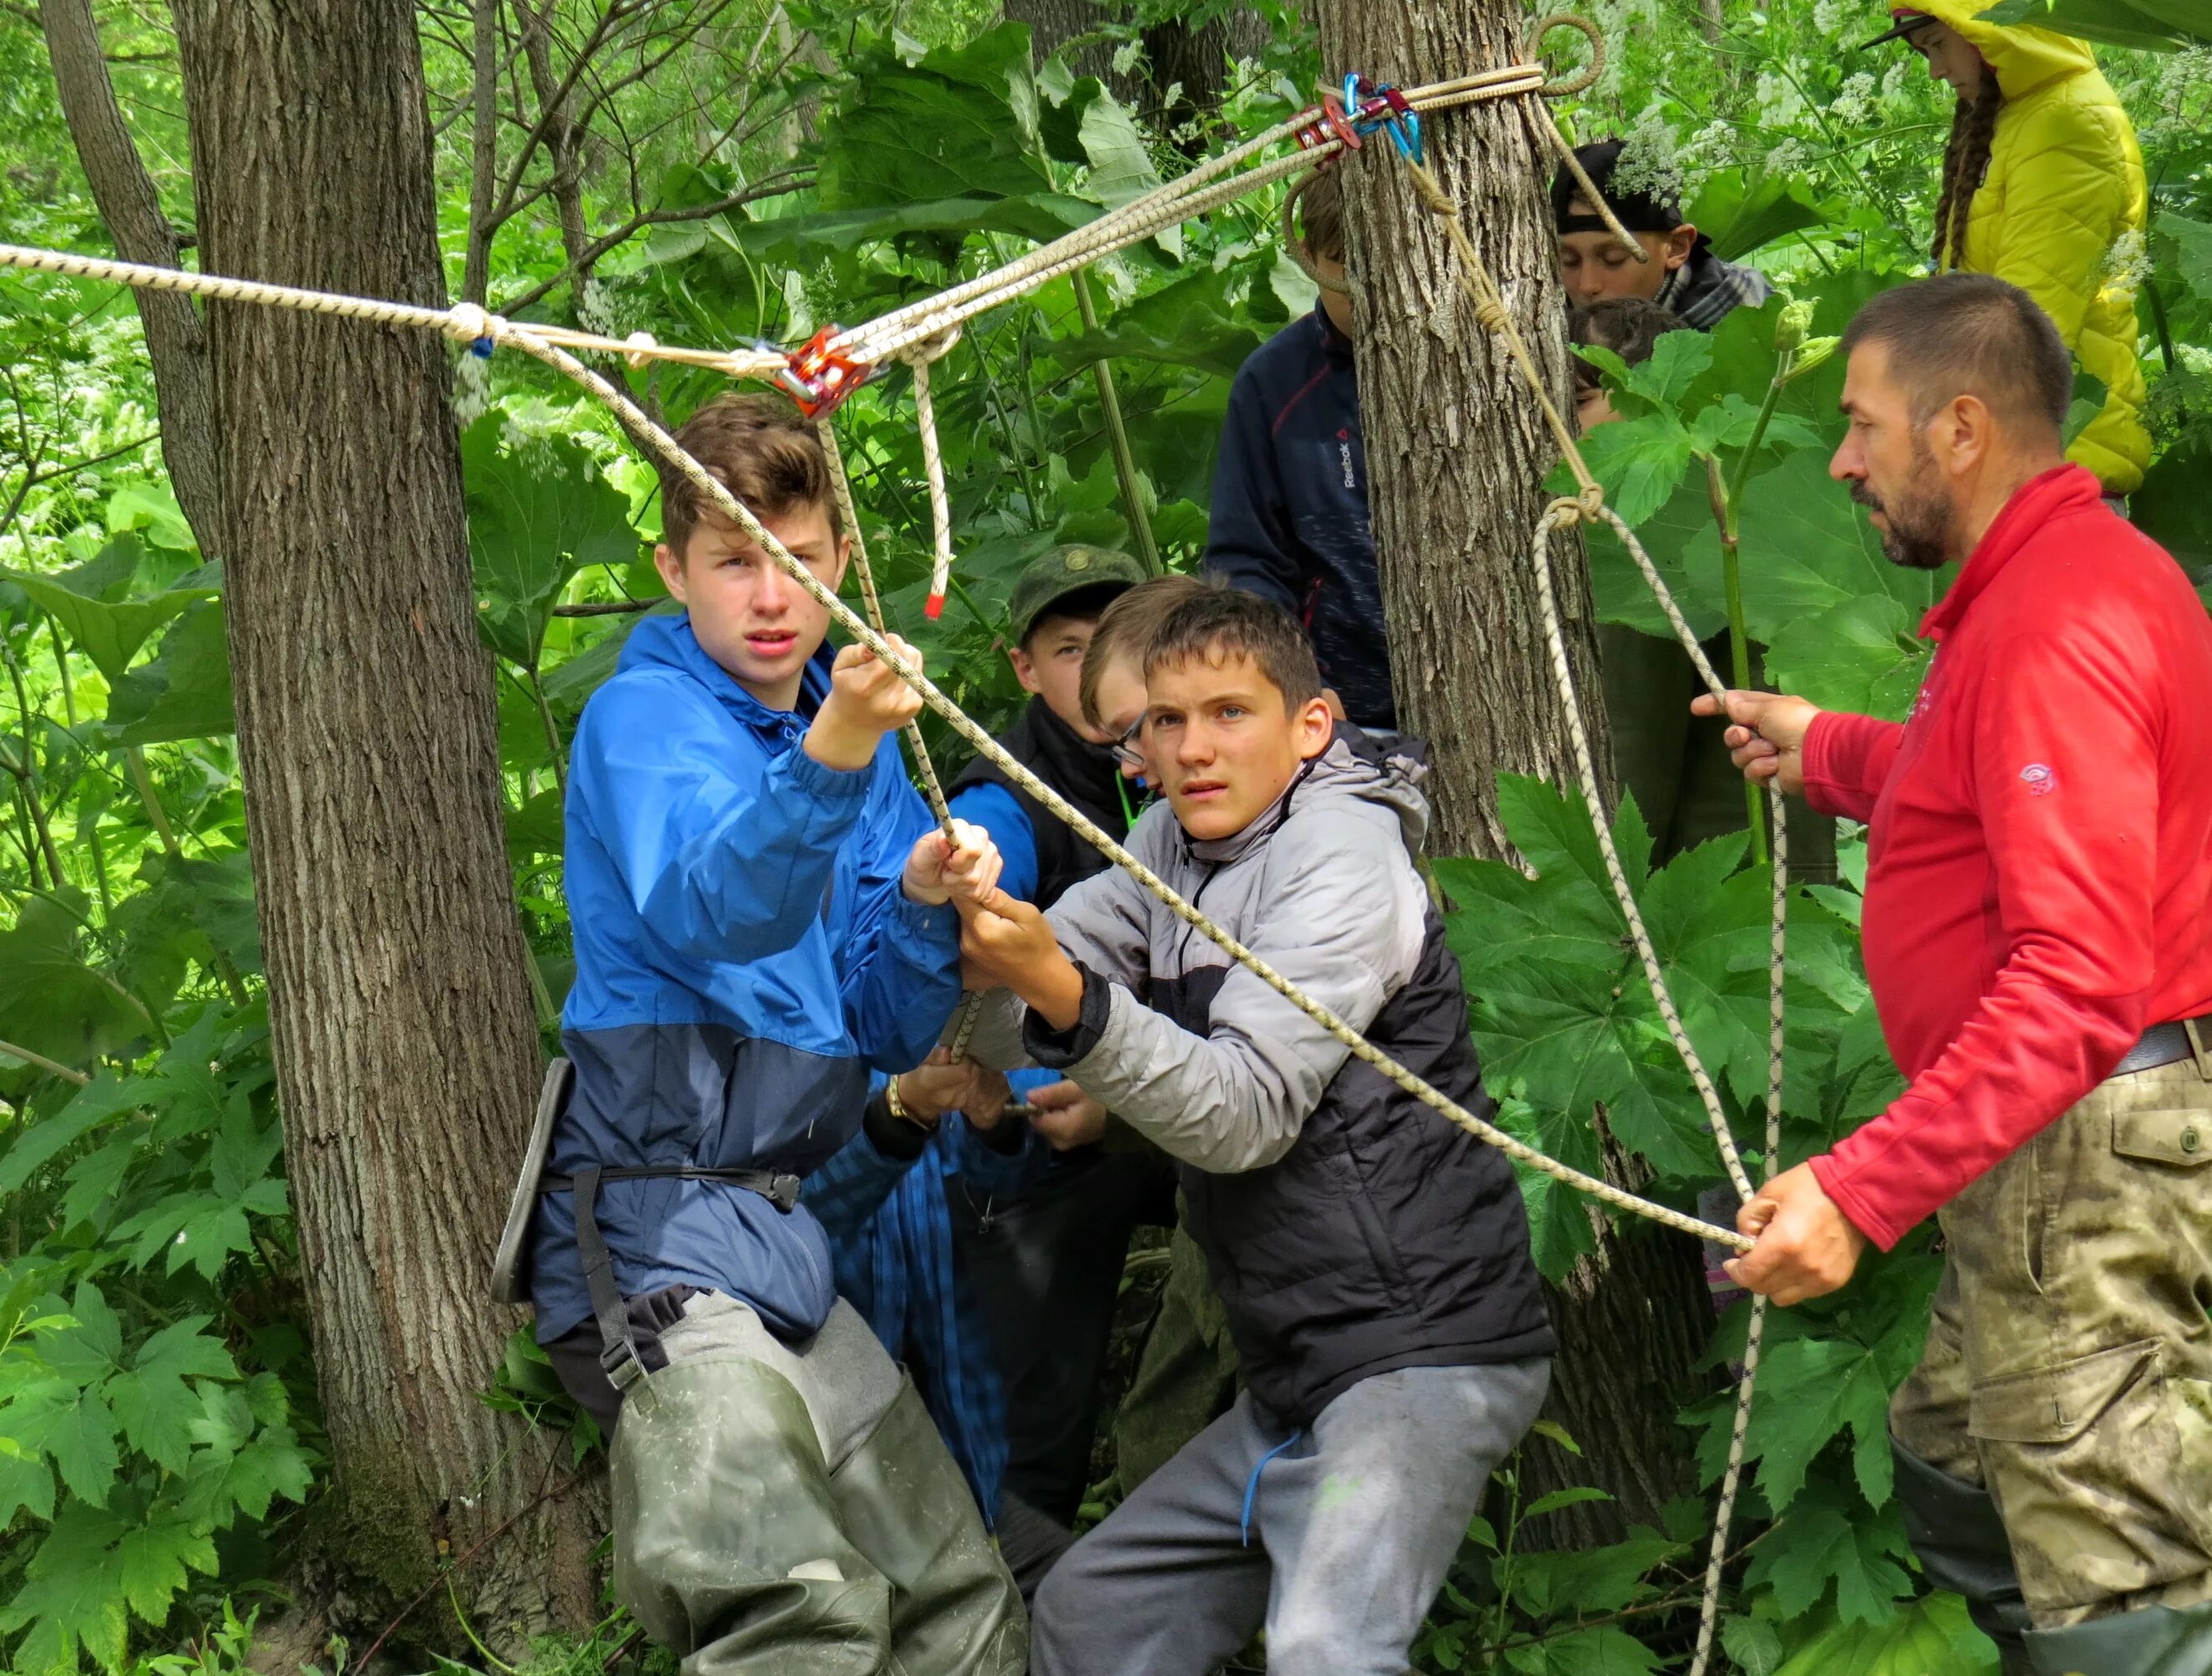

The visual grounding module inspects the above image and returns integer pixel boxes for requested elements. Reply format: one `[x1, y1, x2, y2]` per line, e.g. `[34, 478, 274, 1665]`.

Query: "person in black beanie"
[1554, 137, 1772, 329]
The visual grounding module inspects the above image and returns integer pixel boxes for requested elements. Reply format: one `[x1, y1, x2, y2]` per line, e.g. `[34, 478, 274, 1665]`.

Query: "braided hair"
[1932, 78, 2003, 270]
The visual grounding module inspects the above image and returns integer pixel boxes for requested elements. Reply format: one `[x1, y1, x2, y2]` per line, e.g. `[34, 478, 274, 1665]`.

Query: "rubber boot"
[612, 1356, 892, 1675]
[829, 1375, 1028, 1676]
[1892, 1439, 2035, 1673]
[2023, 1600, 2212, 1676]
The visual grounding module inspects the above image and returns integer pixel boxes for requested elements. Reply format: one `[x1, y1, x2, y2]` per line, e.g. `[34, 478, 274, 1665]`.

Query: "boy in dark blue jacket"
[531, 395, 1025, 1674]
[1203, 168, 1390, 732]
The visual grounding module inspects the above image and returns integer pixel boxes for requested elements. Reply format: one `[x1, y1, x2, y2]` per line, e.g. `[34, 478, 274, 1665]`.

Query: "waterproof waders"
[1888, 1054, 2212, 1673]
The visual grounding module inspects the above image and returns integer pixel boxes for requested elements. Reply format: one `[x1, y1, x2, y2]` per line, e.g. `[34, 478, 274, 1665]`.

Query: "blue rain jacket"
[530, 613, 964, 1344]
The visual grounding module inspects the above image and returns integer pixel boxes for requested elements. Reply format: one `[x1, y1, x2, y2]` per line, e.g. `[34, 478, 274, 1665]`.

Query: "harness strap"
[556, 1164, 804, 1397]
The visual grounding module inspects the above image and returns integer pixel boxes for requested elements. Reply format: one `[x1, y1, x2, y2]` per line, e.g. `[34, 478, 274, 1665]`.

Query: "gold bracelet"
[886, 1075, 915, 1125]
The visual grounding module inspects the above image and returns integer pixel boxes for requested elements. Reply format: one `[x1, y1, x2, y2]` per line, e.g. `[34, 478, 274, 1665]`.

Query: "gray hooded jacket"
[968, 731, 1554, 1425]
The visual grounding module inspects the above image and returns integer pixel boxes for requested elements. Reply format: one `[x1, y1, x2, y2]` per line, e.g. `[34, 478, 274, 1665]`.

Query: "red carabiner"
[776, 327, 872, 420]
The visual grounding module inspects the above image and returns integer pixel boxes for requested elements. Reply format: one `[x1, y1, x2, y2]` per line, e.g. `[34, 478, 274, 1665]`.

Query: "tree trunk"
[41, 0, 228, 556]
[167, 0, 597, 1648]
[1309, 0, 1713, 1546]
[1001, 0, 1263, 142]
[1002, 0, 1116, 80]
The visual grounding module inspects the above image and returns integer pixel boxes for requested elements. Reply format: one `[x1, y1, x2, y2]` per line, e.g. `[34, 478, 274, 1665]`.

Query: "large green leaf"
[3, 566, 217, 687]
[1676, 448, 1953, 647]
[103, 596, 234, 743]
[1763, 593, 1931, 719]
[1746, 1485, 1915, 1627]
[1046, 265, 1263, 380]
[1774, 1593, 1998, 1676]
[1975, 0, 2202, 48]
[0, 898, 153, 1067]
[1583, 476, 1729, 642]
[2133, 428, 2212, 573]
[718, 192, 1096, 264]
[1076, 92, 1179, 258]
[463, 421, 641, 669]
[2158, 210, 2212, 302]
[1690, 168, 1840, 263]
[0, 1075, 158, 1195]
[818, 24, 1051, 211]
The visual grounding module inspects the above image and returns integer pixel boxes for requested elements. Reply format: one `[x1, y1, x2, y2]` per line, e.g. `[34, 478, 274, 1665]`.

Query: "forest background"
[2, 0, 2209, 1672]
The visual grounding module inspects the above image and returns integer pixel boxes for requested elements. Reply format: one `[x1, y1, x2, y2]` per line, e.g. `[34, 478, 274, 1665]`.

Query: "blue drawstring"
[1240, 1429, 1305, 1548]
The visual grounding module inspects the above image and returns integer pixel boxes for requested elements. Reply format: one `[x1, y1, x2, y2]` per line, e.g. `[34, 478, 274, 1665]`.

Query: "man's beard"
[1848, 439, 1953, 571]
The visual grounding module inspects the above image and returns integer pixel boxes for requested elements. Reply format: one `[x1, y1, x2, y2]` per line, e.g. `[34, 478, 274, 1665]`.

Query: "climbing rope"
[468, 310, 1756, 1255]
[815, 418, 955, 833]
[1384, 139, 1786, 1676]
[0, 29, 1798, 1654]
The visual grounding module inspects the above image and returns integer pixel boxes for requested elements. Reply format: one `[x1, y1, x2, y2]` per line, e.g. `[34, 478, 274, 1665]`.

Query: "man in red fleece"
[1697, 274, 2212, 1675]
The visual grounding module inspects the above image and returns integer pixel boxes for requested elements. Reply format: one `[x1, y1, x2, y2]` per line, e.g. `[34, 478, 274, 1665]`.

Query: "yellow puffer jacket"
[1920, 0, 2151, 492]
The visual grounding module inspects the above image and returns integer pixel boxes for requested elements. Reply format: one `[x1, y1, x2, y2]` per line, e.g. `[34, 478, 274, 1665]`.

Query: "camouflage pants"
[1889, 1056, 2212, 1629]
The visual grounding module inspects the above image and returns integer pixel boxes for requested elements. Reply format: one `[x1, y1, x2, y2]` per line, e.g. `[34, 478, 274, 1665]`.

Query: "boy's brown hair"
[1568, 297, 1688, 393]
[659, 394, 844, 561]
[1294, 166, 1345, 264]
[1143, 583, 1324, 712]
[1078, 573, 1214, 732]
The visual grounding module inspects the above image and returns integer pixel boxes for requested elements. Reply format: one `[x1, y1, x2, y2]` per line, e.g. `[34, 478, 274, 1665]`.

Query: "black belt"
[551, 1164, 803, 1396]
[2112, 1014, 2212, 1080]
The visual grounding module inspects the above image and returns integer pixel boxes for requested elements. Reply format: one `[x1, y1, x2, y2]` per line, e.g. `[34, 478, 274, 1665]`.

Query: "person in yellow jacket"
[1864, 3, 2152, 493]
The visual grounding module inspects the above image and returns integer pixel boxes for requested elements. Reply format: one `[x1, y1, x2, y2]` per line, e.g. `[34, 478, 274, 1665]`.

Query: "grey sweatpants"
[1031, 1357, 1551, 1676]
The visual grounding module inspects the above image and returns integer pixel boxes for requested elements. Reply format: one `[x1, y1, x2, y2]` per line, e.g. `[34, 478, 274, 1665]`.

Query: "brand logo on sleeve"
[2019, 763, 2058, 796]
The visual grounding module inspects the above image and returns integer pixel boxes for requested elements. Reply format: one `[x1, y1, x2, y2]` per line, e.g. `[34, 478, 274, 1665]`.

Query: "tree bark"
[167, 0, 596, 1647]
[1309, 0, 1712, 1546]
[41, 0, 227, 557]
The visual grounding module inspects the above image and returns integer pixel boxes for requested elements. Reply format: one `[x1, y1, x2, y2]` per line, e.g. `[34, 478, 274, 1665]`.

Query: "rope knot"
[443, 301, 502, 358]
[1543, 489, 1603, 529]
[1474, 299, 1512, 335]
[899, 325, 963, 368]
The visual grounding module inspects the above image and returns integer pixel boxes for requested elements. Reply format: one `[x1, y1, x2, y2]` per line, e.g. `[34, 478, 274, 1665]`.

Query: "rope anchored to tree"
[2, 30, 1800, 1660]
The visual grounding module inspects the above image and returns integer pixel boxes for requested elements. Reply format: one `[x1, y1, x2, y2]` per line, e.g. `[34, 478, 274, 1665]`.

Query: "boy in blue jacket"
[531, 395, 1025, 1674]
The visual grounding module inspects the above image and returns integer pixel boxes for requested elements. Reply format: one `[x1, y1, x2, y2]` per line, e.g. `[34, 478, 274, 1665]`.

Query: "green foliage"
[3, 0, 2206, 1668]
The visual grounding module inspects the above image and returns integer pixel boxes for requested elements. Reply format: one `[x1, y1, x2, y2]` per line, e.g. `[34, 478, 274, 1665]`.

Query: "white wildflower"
[452, 349, 491, 429]
[1611, 103, 1685, 208]
[1830, 71, 1878, 128]
[1763, 137, 1810, 178]
[2104, 229, 2151, 292]
[1753, 69, 1805, 128]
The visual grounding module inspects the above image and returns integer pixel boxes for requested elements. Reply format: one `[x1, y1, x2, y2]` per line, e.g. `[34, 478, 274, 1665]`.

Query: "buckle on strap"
[761, 1173, 802, 1214]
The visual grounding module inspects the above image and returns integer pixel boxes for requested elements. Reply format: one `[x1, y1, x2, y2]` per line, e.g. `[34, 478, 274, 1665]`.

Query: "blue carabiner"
[1342, 73, 1423, 165]
[1389, 107, 1423, 164]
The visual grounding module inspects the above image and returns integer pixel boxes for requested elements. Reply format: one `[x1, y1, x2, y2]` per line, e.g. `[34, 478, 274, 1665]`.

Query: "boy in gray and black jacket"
[956, 585, 1554, 1676]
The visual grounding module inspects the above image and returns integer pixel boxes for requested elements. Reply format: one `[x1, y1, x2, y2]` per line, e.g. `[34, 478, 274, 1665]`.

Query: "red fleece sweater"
[1802, 465, 2212, 1250]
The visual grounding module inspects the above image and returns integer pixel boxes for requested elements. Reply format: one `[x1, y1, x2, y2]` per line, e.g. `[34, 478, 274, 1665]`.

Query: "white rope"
[899, 332, 961, 621]
[462, 310, 1754, 1254]
[1528, 500, 1787, 1676]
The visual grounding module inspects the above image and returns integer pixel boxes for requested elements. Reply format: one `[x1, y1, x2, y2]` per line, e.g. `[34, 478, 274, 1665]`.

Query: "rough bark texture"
[1001, 0, 1267, 142]
[1310, 0, 1714, 1547]
[41, 0, 228, 556]
[168, 0, 595, 1645]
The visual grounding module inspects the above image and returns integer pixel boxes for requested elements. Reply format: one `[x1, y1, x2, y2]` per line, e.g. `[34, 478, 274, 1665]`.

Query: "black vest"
[1159, 911, 1557, 1427]
[951, 696, 1131, 908]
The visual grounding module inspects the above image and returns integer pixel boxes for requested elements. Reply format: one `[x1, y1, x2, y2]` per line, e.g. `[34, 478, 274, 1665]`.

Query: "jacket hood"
[1186, 726, 1431, 868]
[1913, 0, 2095, 100]
[617, 609, 832, 726]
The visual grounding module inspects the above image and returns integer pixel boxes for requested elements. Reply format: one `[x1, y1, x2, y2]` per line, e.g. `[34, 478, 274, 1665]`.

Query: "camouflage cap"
[1006, 543, 1147, 645]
